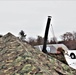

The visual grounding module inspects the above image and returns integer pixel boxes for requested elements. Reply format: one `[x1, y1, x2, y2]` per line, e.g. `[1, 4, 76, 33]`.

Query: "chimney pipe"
[42, 16, 52, 53]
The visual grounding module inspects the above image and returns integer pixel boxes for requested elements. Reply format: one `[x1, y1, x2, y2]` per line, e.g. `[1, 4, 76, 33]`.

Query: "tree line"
[19, 30, 76, 50]
[0, 30, 76, 50]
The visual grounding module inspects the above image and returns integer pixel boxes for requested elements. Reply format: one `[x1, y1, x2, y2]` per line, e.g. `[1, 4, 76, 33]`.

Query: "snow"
[64, 54, 76, 69]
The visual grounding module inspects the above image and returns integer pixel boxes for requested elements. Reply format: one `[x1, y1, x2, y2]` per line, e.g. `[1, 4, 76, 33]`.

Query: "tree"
[50, 37, 57, 44]
[28, 37, 36, 46]
[61, 32, 74, 41]
[36, 36, 44, 45]
[19, 30, 26, 41]
[73, 31, 76, 40]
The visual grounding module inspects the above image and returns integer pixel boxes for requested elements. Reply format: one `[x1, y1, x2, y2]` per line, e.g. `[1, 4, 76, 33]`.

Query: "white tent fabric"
[34, 44, 68, 53]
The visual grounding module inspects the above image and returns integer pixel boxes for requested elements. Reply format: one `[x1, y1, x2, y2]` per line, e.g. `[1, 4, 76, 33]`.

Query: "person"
[57, 47, 65, 55]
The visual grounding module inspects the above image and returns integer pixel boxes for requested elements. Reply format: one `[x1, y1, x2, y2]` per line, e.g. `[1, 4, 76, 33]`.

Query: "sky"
[0, 0, 76, 41]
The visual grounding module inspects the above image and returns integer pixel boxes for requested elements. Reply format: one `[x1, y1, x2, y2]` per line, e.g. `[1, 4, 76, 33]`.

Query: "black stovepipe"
[42, 16, 52, 53]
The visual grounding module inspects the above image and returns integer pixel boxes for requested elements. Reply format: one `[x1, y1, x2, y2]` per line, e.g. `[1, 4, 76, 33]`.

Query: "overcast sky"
[0, 0, 76, 40]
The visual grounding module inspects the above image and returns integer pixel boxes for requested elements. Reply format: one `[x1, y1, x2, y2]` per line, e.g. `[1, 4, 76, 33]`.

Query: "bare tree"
[61, 32, 74, 41]
[73, 31, 76, 40]
[61, 33, 67, 41]
[28, 37, 36, 46]
[50, 37, 57, 44]
[36, 36, 44, 45]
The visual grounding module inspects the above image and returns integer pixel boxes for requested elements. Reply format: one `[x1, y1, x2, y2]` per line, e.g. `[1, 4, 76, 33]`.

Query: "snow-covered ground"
[64, 54, 76, 69]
